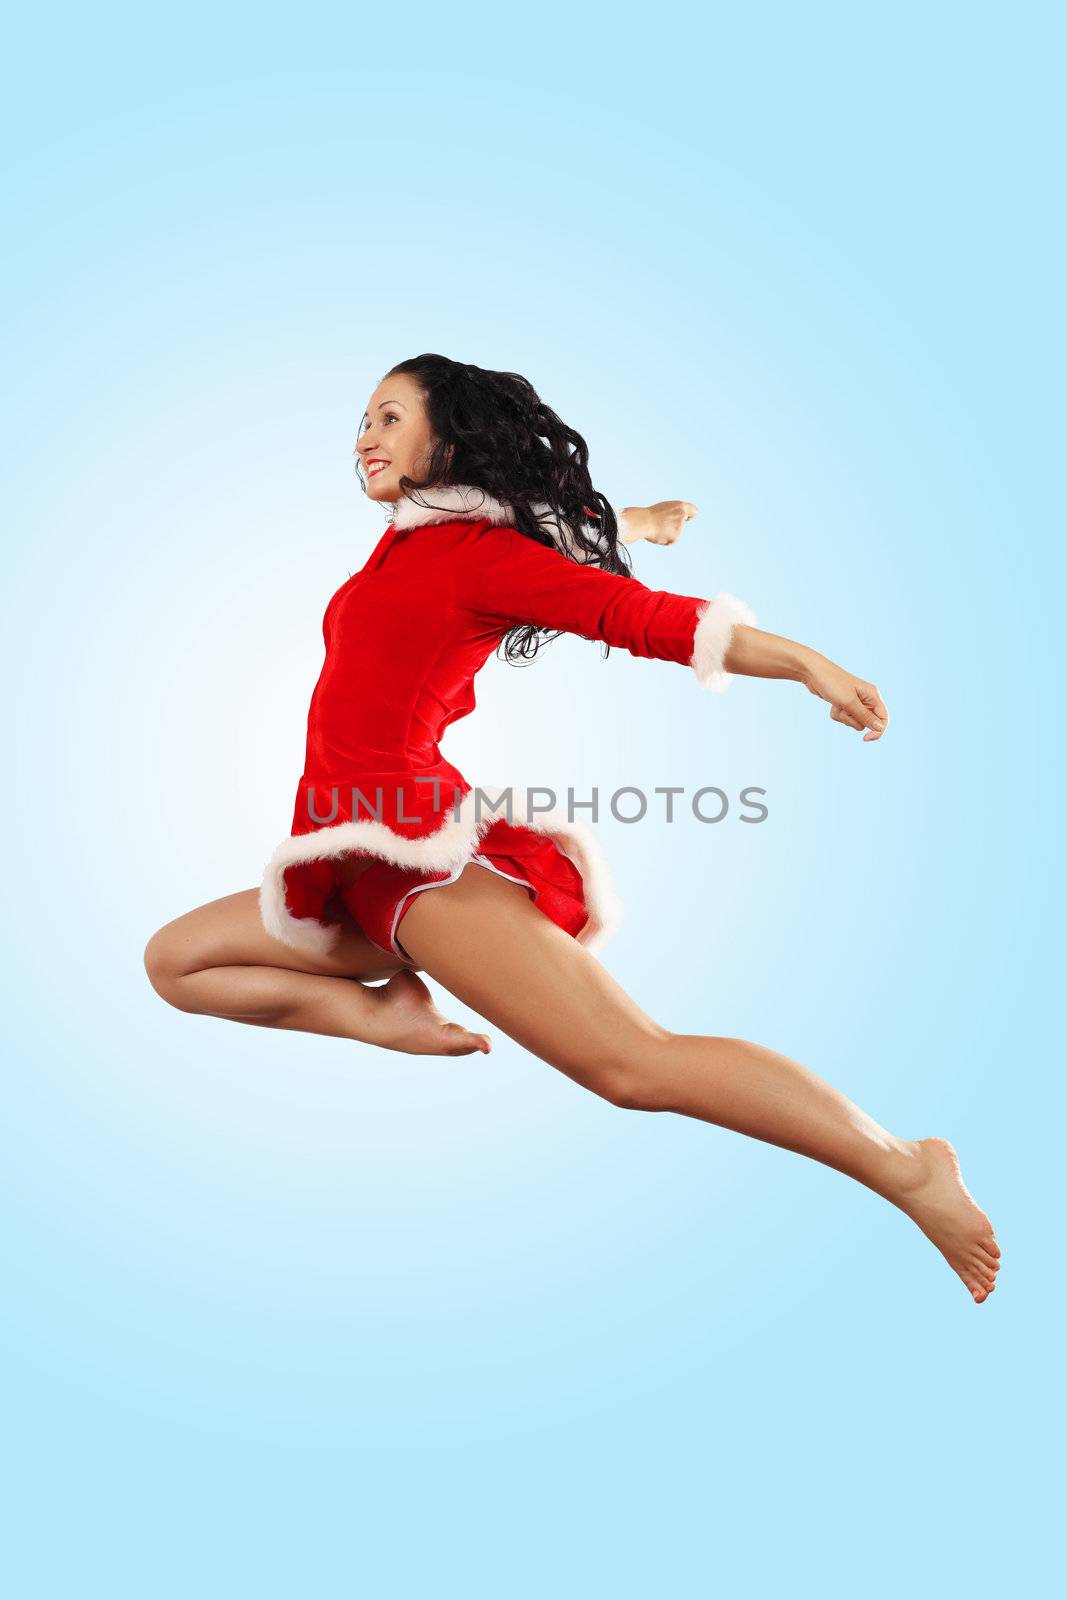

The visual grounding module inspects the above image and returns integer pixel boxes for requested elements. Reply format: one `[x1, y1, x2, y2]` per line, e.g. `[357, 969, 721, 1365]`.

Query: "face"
[355, 372, 441, 503]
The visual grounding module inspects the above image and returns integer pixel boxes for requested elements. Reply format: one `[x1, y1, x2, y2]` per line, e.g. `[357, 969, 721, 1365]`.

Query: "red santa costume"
[258, 485, 757, 963]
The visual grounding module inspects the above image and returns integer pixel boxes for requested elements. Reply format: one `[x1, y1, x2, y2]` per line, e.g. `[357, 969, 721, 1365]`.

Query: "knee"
[143, 927, 194, 1010]
[597, 1027, 678, 1113]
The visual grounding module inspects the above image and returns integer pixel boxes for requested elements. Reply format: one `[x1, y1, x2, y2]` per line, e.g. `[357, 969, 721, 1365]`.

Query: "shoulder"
[460, 519, 567, 572]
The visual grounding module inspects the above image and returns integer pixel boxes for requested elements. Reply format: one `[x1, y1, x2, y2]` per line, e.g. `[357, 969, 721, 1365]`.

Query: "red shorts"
[337, 819, 589, 962]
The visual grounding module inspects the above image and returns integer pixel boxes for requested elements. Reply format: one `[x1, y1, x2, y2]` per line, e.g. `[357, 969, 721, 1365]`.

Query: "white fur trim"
[510, 791, 625, 952]
[690, 592, 758, 692]
[259, 783, 624, 958]
[390, 483, 614, 562]
[392, 484, 513, 531]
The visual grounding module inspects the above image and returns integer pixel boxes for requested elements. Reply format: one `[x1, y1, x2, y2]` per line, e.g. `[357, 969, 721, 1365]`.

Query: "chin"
[365, 476, 397, 502]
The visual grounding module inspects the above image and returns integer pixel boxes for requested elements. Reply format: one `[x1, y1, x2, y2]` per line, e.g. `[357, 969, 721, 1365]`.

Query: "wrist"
[616, 506, 644, 544]
[791, 643, 822, 687]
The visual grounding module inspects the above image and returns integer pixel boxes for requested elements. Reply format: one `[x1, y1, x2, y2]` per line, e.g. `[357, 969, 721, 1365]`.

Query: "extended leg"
[143, 889, 490, 1056]
[398, 866, 1001, 1302]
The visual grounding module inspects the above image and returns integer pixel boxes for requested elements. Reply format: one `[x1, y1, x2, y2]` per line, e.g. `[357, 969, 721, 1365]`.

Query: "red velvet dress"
[258, 486, 755, 962]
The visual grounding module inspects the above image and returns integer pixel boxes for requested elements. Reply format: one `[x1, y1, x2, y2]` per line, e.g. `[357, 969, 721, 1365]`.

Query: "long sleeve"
[458, 523, 757, 690]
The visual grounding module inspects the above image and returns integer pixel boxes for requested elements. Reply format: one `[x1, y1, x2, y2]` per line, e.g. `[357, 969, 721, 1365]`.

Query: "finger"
[659, 513, 688, 546]
[853, 693, 886, 739]
[857, 684, 889, 731]
[681, 501, 699, 520]
[831, 705, 865, 731]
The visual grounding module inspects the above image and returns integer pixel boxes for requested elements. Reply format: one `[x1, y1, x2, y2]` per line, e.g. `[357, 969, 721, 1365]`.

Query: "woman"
[144, 354, 1000, 1303]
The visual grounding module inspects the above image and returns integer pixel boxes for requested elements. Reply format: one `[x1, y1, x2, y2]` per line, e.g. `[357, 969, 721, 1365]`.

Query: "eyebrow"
[360, 399, 406, 423]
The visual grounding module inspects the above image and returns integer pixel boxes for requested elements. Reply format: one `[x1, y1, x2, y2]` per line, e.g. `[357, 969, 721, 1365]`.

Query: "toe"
[961, 1266, 988, 1300]
[445, 1024, 491, 1056]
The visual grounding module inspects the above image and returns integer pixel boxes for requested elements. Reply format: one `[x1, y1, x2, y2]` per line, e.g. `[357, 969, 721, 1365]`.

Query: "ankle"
[880, 1138, 927, 1202]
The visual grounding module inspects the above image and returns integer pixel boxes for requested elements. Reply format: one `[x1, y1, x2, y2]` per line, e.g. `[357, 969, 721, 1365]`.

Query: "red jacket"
[259, 485, 756, 955]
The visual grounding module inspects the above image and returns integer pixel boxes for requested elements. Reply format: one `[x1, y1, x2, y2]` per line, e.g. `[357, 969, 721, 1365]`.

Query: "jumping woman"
[144, 353, 1001, 1303]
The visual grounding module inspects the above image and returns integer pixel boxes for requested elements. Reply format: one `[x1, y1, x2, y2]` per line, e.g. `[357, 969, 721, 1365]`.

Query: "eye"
[383, 412, 399, 424]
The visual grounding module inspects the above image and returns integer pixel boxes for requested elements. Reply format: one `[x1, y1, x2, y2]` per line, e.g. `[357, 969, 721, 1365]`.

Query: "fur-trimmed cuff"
[690, 592, 758, 691]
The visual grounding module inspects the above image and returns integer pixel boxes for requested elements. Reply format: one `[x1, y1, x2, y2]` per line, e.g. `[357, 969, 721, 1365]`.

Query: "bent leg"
[143, 889, 490, 1056]
[398, 866, 1001, 1301]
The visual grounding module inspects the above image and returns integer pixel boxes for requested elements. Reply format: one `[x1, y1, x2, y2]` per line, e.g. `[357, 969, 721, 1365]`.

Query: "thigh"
[144, 888, 411, 985]
[396, 863, 671, 1100]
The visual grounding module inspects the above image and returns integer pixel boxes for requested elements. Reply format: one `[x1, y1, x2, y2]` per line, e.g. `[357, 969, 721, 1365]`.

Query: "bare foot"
[366, 969, 491, 1057]
[893, 1138, 1001, 1303]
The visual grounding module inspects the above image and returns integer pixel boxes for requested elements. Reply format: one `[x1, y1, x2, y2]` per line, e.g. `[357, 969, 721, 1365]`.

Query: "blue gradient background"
[3, 4, 1061, 1595]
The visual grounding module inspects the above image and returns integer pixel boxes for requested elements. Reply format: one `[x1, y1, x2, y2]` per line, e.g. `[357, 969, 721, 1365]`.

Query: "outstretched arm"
[610, 502, 888, 736]
[459, 522, 889, 738]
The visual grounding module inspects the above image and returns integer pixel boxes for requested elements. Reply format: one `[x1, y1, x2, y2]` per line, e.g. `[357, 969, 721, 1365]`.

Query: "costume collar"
[389, 482, 594, 559]
[390, 483, 513, 531]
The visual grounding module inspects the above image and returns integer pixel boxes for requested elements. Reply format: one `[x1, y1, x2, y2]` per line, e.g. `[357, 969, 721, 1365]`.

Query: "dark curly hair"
[355, 353, 635, 666]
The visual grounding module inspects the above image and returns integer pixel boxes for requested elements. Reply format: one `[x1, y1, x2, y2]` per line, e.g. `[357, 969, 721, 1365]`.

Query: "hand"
[621, 500, 698, 546]
[800, 652, 889, 741]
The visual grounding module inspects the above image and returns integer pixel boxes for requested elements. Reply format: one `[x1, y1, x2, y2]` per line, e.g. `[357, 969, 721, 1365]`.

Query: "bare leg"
[397, 866, 1001, 1303]
[143, 889, 491, 1056]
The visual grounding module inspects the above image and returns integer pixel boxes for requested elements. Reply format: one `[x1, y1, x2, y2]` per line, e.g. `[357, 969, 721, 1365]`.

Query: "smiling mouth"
[367, 461, 390, 477]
